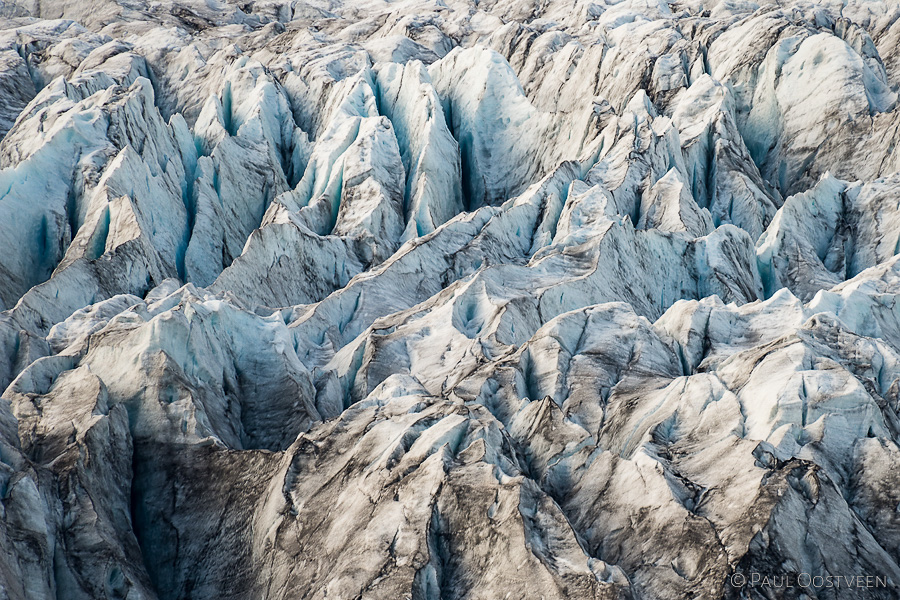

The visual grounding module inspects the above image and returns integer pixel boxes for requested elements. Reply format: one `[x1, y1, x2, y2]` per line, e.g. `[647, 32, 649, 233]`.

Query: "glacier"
[2, 0, 900, 599]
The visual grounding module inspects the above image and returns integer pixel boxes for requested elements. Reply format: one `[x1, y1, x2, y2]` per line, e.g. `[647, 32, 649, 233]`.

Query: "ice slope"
[3, 1, 900, 599]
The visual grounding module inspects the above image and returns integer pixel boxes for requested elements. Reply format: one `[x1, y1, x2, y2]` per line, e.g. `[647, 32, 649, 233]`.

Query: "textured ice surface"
[3, 1, 900, 599]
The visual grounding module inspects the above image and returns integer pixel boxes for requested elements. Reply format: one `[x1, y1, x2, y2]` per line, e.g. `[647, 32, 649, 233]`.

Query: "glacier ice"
[3, 1, 900, 599]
